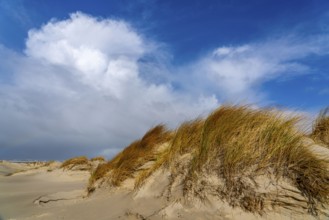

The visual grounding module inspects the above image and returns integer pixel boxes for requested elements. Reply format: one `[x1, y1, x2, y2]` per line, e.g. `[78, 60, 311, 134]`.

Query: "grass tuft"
[167, 119, 204, 164]
[134, 120, 204, 188]
[60, 156, 89, 170]
[185, 105, 329, 214]
[312, 107, 329, 147]
[89, 125, 173, 187]
[90, 156, 106, 162]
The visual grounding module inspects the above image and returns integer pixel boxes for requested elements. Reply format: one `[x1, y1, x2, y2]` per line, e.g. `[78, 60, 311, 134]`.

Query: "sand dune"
[0, 162, 88, 219]
[1, 106, 329, 219]
[1, 150, 328, 219]
[1, 157, 327, 220]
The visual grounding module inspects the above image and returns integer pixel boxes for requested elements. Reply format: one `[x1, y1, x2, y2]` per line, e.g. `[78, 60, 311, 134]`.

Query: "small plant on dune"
[134, 146, 171, 189]
[89, 125, 173, 188]
[312, 107, 329, 147]
[167, 119, 204, 164]
[60, 156, 89, 170]
[44, 160, 55, 167]
[184, 105, 329, 215]
[134, 119, 204, 188]
[89, 162, 114, 185]
[90, 156, 106, 162]
[88, 162, 115, 193]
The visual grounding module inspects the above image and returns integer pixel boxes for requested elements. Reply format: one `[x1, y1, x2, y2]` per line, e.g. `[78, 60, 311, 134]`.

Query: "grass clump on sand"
[90, 156, 106, 162]
[89, 125, 173, 187]
[135, 119, 204, 188]
[167, 119, 204, 163]
[312, 107, 329, 147]
[44, 160, 55, 166]
[87, 105, 329, 215]
[184, 106, 329, 214]
[60, 156, 89, 170]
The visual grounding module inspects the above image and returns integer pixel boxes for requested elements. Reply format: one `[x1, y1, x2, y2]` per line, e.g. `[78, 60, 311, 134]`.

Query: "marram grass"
[187, 106, 329, 214]
[312, 107, 329, 147]
[88, 105, 329, 215]
[60, 156, 89, 169]
[89, 125, 172, 187]
[90, 156, 106, 162]
[134, 119, 204, 188]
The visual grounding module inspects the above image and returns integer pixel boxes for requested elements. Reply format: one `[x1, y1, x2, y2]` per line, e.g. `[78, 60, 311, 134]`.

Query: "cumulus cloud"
[0, 12, 217, 160]
[25, 12, 147, 96]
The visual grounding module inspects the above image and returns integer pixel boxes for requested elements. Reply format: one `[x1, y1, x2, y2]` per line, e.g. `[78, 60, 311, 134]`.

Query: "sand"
[0, 161, 168, 220]
[0, 162, 321, 220]
[1, 142, 328, 220]
[0, 163, 88, 219]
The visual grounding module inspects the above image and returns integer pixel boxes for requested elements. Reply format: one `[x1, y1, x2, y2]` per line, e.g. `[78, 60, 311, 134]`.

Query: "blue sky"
[0, 0, 328, 160]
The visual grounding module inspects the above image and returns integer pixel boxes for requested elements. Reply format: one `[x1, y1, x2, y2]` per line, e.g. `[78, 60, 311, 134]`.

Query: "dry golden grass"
[167, 119, 204, 163]
[193, 106, 303, 174]
[312, 107, 329, 147]
[134, 147, 171, 189]
[43, 160, 55, 167]
[60, 156, 89, 169]
[184, 105, 329, 214]
[89, 125, 173, 187]
[89, 162, 113, 185]
[90, 156, 106, 162]
[134, 119, 204, 188]
[87, 105, 329, 215]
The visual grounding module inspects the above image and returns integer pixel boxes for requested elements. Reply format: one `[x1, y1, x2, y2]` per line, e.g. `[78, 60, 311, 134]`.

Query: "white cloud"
[185, 35, 329, 102]
[0, 12, 218, 160]
[25, 12, 146, 96]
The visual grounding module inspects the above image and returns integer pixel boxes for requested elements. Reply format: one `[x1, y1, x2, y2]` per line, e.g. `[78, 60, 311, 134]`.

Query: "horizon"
[0, 0, 328, 160]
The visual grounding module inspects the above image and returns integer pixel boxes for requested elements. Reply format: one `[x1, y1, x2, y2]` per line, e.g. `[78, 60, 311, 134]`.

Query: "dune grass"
[167, 119, 204, 164]
[60, 156, 89, 170]
[90, 156, 106, 162]
[184, 106, 329, 214]
[134, 119, 204, 188]
[87, 105, 329, 214]
[44, 160, 55, 166]
[312, 107, 329, 147]
[134, 105, 329, 214]
[89, 125, 173, 187]
[134, 146, 171, 188]
[193, 106, 304, 175]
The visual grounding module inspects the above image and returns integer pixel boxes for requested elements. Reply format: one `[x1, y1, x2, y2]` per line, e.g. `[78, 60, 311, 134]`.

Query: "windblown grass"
[185, 106, 329, 214]
[134, 119, 204, 188]
[90, 156, 106, 162]
[60, 156, 89, 170]
[44, 160, 55, 166]
[194, 106, 303, 175]
[167, 119, 204, 164]
[89, 125, 173, 187]
[312, 107, 329, 147]
[135, 119, 204, 188]
[134, 146, 171, 188]
[88, 105, 329, 215]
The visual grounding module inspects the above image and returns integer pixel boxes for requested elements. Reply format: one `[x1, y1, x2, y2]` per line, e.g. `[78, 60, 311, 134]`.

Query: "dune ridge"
[87, 105, 329, 218]
[1, 105, 329, 219]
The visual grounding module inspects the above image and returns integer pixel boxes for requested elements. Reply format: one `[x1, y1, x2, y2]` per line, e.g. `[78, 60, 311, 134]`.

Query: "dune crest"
[87, 105, 329, 219]
[1, 105, 329, 219]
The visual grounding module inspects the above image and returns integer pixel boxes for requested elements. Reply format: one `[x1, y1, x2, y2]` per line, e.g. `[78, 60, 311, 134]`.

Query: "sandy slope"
[0, 162, 167, 220]
[0, 163, 88, 220]
[0, 162, 323, 220]
[1, 142, 328, 220]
